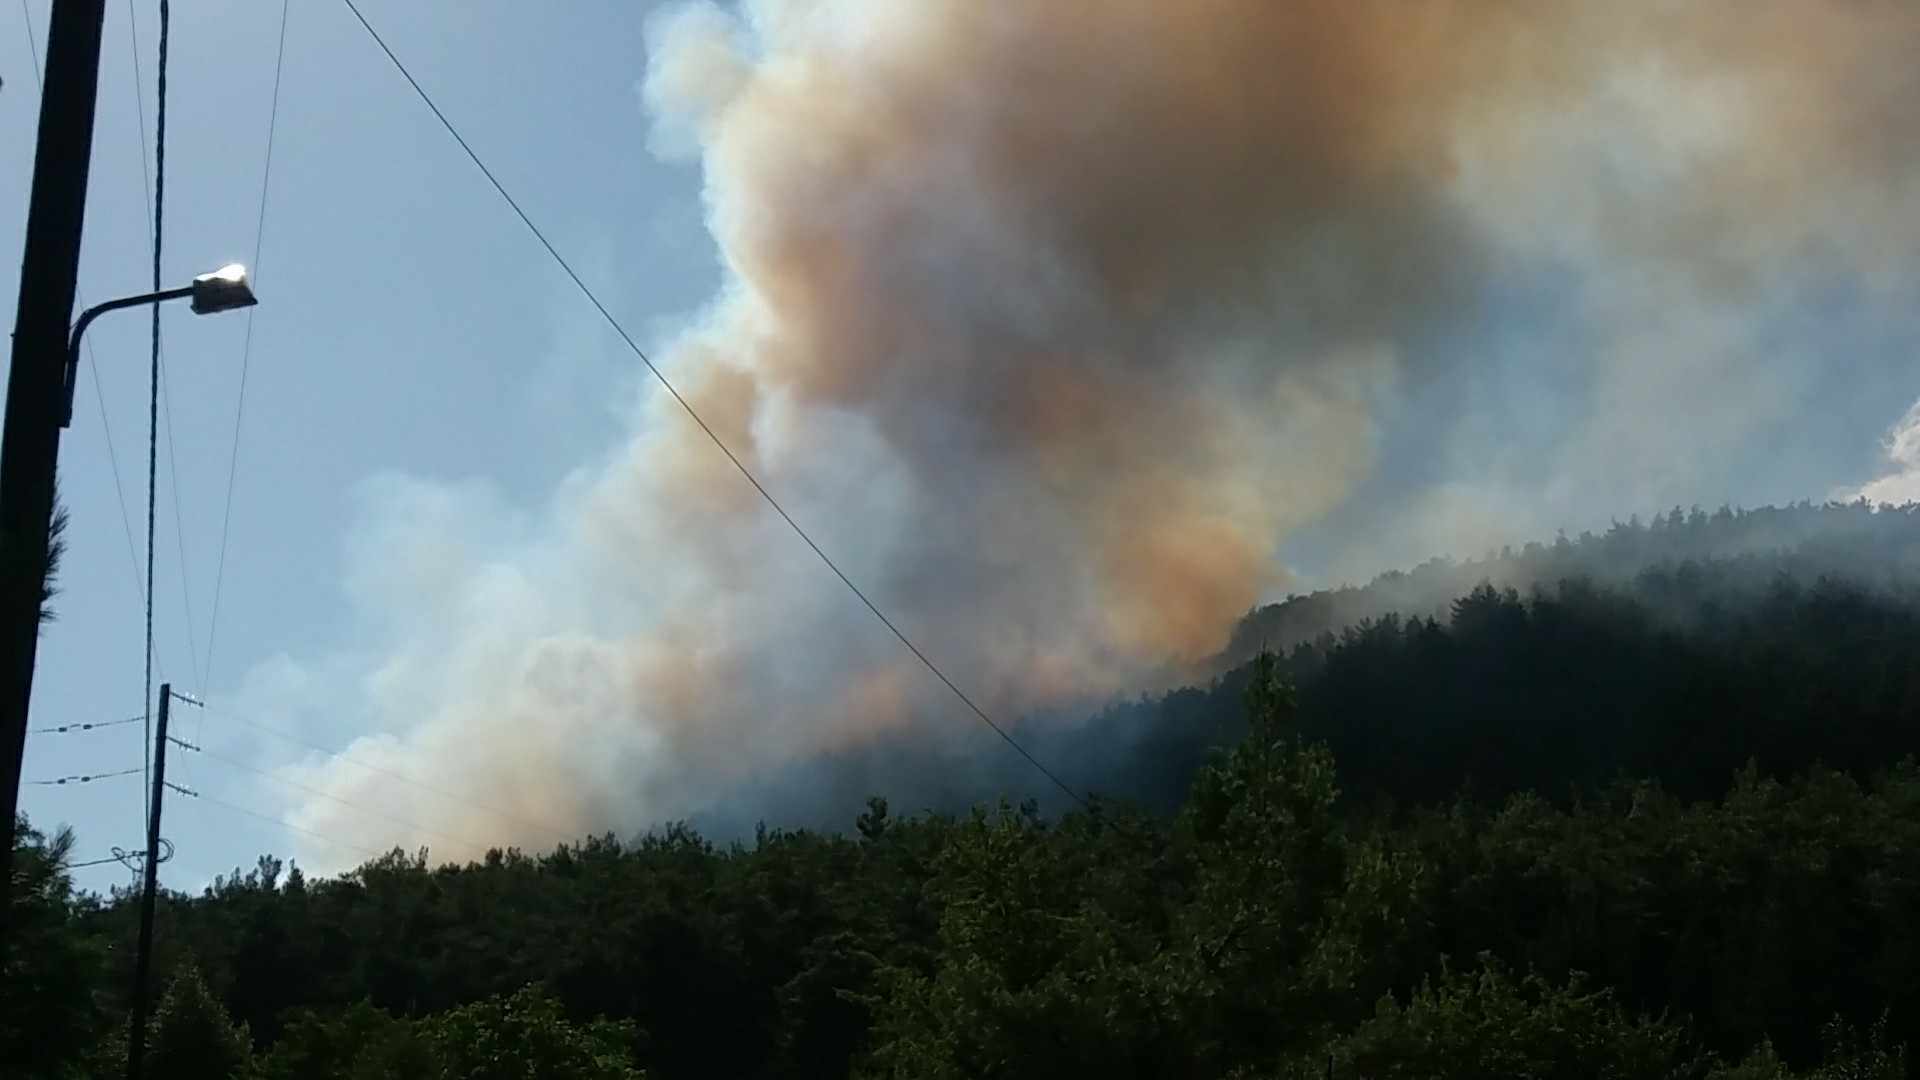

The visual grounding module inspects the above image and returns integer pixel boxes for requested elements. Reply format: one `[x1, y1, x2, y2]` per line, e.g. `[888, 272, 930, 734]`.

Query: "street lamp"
[61, 262, 257, 427]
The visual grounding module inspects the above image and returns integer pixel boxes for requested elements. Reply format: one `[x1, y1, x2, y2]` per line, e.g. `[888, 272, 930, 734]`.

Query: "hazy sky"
[8, 0, 720, 891]
[8, 1, 1920, 894]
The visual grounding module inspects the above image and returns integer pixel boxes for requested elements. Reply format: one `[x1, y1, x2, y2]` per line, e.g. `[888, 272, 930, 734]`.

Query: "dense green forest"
[6, 501, 1920, 1078]
[1028, 555, 1920, 818]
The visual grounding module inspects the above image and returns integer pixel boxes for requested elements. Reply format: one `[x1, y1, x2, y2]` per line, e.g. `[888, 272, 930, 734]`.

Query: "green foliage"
[1222, 500, 1920, 669]
[1279, 959, 1696, 1080]
[1708, 1015, 1909, 1079]
[1, 817, 107, 1078]
[29, 671, 1920, 1080]
[252, 989, 642, 1079]
[145, 964, 253, 1080]
[252, 999, 427, 1080]
[859, 801, 1180, 1079]
[41, 499, 68, 624]
[1171, 659, 1350, 1062]
[17, 505, 1920, 1078]
[862, 662, 1364, 1077]
[29, 671, 1916, 1079]
[421, 986, 642, 1080]
[1060, 564, 1920, 817]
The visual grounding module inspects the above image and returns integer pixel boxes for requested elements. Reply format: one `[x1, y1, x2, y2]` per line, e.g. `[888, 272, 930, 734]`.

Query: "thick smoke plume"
[266, 0, 1920, 867]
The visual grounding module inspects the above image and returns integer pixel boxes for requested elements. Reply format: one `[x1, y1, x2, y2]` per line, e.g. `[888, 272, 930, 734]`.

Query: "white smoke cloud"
[1846, 400, 1920, 506]
[241, 0, 1920, 872]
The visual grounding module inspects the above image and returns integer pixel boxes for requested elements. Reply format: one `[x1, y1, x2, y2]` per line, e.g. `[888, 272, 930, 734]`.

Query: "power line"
[127, 0, 201, 709]
[204, 706, 577, 844]
[191, 742, 491, 853]
[185, 787, 387, 862]
[160, 390, 201, 684]
[30, 766, 144, 787]
[335, 0, 1091, 814]
[128, 0, 157, 826]
[32, 714, 144, 735]
[63, 852, 138, 870]
[204, 0, 292, 703]
[84, 342, 151, 612]
[58, 843, 175, 875]
[14, 0, 35, 74]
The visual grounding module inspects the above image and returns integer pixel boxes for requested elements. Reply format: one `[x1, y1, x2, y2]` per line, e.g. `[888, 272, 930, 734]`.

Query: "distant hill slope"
[1005, 500, 1920, 814]
[1217, 500, 1920, 670]
[1033, 569, 1920, 815]
[713, 502, 1920, 835]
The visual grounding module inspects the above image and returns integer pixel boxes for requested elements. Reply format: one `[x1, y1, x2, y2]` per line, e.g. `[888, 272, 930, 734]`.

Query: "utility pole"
[0, 0, 109, 919]
[125, 683, 197, 1080]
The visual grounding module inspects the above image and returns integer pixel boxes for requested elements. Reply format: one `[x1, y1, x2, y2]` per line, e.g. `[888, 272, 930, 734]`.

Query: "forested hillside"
[714, 502, 1920, 835]
[1225, 501, 1920, 665]
[838, 501, 1920, 823]
[6, 502, 1920, 1078]
[1027, 561, 1920, 818]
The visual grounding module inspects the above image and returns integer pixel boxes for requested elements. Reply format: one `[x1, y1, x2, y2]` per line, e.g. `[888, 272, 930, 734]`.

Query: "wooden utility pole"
[0, 0, 109, 919]
[125, 682, 174, 1080]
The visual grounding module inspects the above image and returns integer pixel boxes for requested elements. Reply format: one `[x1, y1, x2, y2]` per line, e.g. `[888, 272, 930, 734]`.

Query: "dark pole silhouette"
[0, 0, 107, 936]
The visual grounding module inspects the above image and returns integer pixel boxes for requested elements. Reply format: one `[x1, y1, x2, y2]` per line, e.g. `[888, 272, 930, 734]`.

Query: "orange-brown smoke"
[277, 0, 1920, 866]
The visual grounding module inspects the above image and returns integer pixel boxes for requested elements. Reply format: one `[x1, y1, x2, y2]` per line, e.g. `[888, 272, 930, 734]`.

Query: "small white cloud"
[1847, 398, 1920, 506]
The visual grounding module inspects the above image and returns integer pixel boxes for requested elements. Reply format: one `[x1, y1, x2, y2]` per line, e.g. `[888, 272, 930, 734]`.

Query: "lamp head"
[190, 263, 256, 315]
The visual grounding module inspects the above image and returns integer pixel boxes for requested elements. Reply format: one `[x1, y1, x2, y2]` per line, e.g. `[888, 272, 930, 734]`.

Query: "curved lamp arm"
[62, 286, 191, 428]
[61, 265, 255, 429]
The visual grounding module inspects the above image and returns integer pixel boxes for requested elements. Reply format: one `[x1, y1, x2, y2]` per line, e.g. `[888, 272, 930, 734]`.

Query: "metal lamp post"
[62, 263, 259, 425]
[0, 261, 258, 925]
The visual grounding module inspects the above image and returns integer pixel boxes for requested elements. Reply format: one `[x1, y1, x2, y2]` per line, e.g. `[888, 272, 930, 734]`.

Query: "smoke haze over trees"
[700, 500, 1920, 835]
[9, 500, 1920, 1077]
[14, 1, 1920, 1075]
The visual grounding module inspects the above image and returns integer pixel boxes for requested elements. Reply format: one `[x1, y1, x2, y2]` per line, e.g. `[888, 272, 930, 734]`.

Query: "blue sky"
[10, 1, 1920, 894]
[8, 0, 718, 892]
